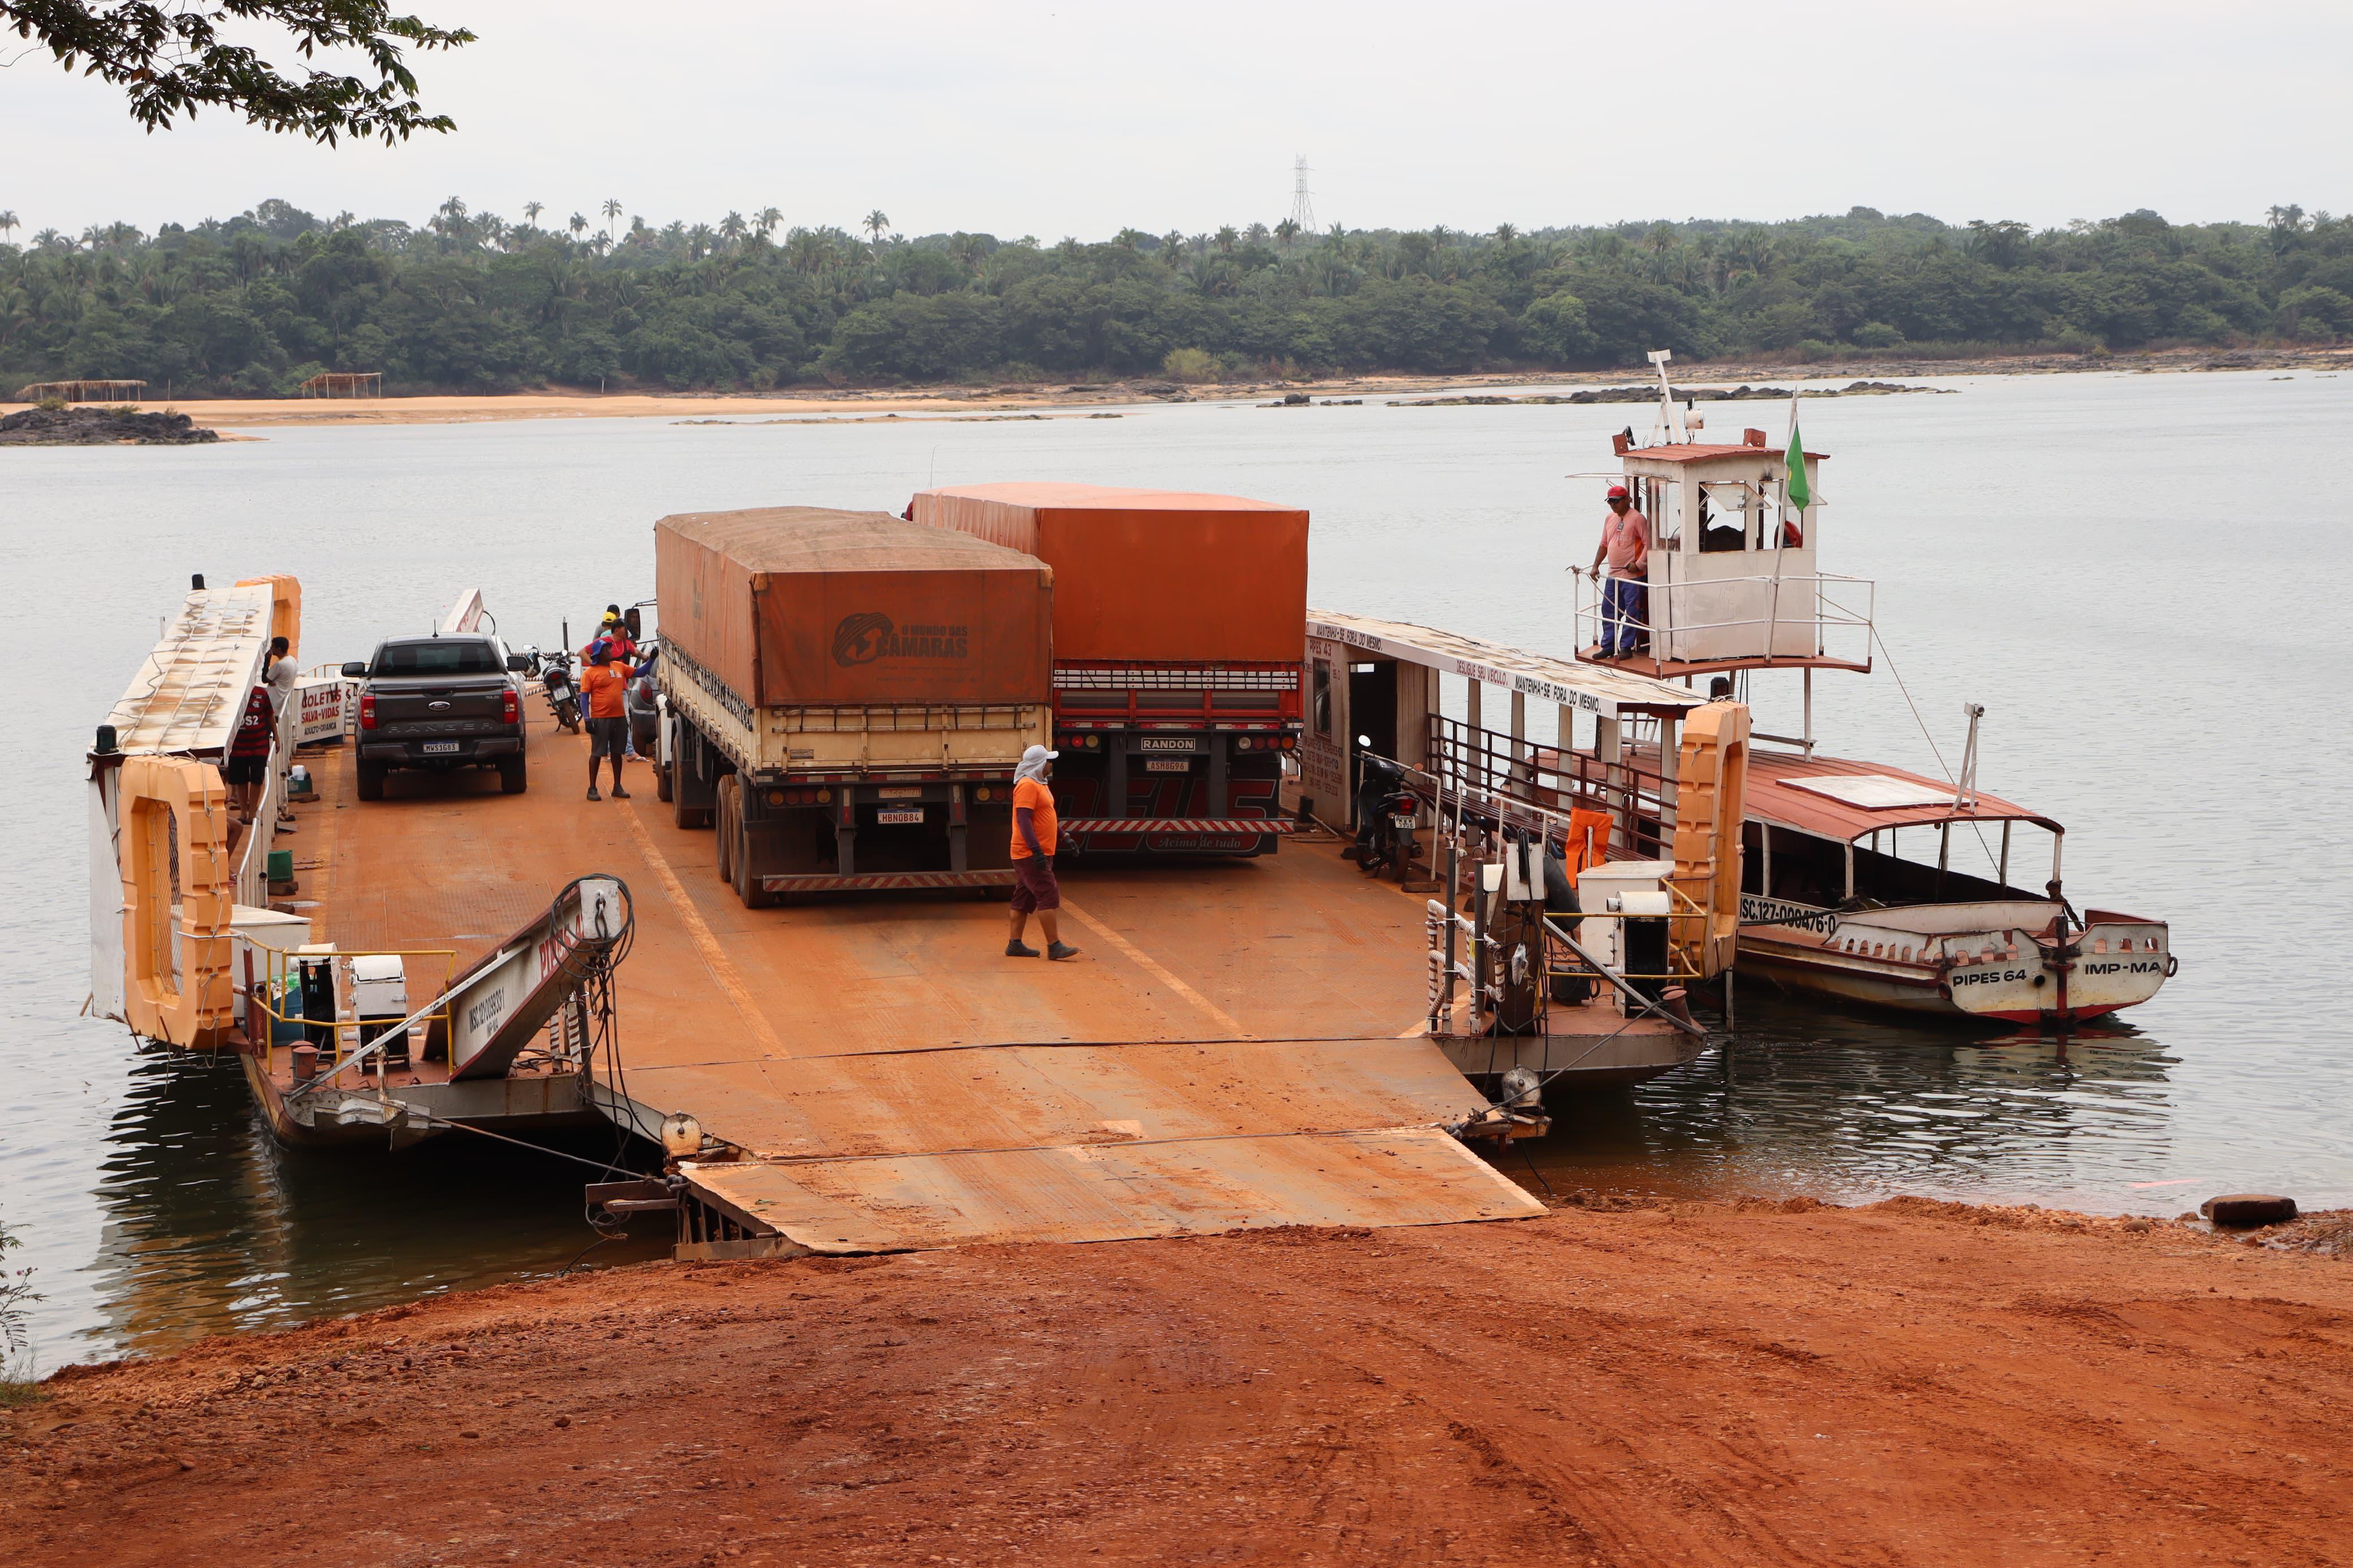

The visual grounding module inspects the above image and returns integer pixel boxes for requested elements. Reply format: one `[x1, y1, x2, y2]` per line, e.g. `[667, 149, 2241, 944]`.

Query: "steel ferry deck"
[293, 710, 1555, 1250]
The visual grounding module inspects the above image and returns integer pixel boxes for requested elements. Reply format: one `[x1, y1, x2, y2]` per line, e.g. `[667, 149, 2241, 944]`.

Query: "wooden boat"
[1565, 352, 2173, 1027]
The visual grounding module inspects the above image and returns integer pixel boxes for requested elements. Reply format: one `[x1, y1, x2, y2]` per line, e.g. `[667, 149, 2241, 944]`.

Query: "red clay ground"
[4, 1198, 2348, 1567]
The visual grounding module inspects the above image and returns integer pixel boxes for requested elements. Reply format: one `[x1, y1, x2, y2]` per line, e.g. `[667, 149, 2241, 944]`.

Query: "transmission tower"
[1289, 155, 1316, 232]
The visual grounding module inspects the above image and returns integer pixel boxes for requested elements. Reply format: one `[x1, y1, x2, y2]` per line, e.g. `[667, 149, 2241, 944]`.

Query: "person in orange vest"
[1006, 745, 1079, 960]
[579, 644, 637, 801]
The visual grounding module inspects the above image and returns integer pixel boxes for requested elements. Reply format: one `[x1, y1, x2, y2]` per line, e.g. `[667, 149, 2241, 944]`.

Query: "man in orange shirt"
[579, 645, 637, 801]
[1006, 745, 1078, 960]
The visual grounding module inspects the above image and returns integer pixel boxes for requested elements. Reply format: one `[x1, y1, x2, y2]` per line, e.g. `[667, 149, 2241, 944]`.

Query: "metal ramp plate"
[680, 1126, 1541, 1254]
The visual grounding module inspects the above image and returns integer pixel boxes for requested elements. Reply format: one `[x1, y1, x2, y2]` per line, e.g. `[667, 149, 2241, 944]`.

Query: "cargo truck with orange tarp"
[654, 507, 1054, 904]
[911, 483, 1307, 857]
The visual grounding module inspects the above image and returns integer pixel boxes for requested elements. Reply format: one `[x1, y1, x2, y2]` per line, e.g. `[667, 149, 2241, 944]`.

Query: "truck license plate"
[1144, 758, 1191, 772]
[876, 807, 924, 824]
[421, 741, 461, 754]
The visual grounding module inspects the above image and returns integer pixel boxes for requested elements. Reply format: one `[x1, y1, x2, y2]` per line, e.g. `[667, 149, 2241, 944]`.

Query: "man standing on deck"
[1007, 745, 1079, 961]
[1588, 483, 1652, 659]
[580, 643, 636, 801]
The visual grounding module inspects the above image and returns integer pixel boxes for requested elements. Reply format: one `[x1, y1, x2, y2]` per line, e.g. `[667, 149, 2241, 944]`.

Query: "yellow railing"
[243, 946, 459, 1075]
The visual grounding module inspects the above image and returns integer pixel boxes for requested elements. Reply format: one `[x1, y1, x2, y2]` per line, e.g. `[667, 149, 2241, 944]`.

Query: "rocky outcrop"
[0, 405, 219, 445]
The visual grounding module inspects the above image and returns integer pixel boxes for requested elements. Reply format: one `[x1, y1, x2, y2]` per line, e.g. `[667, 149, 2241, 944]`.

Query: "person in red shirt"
[579, 645, 637, 801]
[1006, 745, 1078, 960]
[226, 684, 273, 822]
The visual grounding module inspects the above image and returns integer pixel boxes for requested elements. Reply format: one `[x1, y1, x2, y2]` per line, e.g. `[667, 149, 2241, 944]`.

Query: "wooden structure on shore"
[15, 379, 146, 402]
[298, 372, 382, 399]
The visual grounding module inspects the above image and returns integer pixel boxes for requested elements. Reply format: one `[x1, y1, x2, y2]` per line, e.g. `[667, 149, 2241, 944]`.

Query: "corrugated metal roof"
[1308, 608, 1706, 718]
[1747, 750, 2058, 843]
[654, 507, 1049, 574]
[1624, 443, 1825, 466]
[104, 585, 272, 755]
[925, 482, 1301, 515]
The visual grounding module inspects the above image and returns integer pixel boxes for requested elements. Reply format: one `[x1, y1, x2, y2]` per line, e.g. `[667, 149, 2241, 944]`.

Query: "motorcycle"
[1353, 738, 1421, 880]
[537, 647, 583, 733]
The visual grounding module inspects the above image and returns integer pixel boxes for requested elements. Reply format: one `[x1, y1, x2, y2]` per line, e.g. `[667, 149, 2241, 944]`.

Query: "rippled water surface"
[6, 369, 2348, 1366]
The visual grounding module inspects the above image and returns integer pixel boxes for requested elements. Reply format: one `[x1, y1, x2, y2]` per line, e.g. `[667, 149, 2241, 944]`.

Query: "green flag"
[1784, 394, 1809, 511]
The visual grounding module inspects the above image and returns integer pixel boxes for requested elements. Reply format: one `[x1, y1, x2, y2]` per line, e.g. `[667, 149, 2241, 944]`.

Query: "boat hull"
[1433, 1012, 1704, 1092]
[1736, 897, 2171, 1027]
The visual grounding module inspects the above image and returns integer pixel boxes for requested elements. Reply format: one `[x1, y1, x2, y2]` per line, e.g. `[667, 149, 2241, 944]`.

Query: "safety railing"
[1425, 713, 1675, 862]
[1571, 568, 1874, 666]
[239, 946, 459, 1082]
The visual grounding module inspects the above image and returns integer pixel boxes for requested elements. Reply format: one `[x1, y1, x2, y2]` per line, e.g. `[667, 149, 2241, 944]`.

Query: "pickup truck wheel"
[715, 777, 738, 885]
[356, 760, 387, 801]
[499, 755, 527, 795]
[655, 761, 673, 804]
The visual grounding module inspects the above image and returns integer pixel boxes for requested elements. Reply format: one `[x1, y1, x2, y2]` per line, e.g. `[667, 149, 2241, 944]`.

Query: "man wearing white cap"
[1587, 483, 1652, 659]
[1006, 744, 1079, 960]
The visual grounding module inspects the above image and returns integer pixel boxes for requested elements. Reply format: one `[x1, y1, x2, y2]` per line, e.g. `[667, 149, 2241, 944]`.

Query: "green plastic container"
[267, 848, 294, 882]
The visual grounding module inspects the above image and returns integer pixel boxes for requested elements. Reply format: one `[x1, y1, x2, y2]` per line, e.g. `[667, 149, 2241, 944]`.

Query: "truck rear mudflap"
[760, 868, 1018, 894]
[1058, 818, 1295, 854]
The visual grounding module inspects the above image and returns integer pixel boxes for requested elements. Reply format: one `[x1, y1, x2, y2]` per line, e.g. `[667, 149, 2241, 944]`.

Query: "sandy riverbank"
[5, 344, 2345, 430]
[6, 1195, 2347, 1566]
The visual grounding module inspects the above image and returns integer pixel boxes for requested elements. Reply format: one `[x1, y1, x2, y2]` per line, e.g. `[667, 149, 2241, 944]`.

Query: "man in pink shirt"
[1588, 484, 1652, 659]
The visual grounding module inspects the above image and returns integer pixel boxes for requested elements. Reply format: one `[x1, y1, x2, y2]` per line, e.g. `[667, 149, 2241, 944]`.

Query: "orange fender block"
[118, 754, 238, 1048]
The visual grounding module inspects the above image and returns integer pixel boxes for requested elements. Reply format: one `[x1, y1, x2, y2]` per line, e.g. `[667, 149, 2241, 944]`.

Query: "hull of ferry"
[1735, 897, 2171, 1027]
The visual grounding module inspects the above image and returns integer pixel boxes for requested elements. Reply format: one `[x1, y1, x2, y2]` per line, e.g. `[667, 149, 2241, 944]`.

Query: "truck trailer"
[654, 506, 1054, 904]
[911, 482, 1307, 857]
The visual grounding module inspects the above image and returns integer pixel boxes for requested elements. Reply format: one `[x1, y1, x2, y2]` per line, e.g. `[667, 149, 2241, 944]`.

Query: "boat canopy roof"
[104, 584, 273, 756]
[1308, 608, 1708, 718]
[1747, 750, 2061, 843]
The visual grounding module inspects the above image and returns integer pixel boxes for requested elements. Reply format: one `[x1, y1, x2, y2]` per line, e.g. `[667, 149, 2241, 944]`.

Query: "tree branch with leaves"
[1, 0, 473, 144]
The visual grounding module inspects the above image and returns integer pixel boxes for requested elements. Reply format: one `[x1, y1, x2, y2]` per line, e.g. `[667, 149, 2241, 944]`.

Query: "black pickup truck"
[342, 634, 532, 800]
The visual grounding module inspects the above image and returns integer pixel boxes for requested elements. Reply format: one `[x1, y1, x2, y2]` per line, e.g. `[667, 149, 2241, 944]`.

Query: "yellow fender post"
[118, 754, 238, 1048]
[1669, 701, 1751, 979]
[235, 573, 303, 663]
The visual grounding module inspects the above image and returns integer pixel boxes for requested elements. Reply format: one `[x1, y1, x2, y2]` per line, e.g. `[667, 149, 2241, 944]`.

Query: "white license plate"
[875, 808, 924, 824]
[421, 741, 461, 754]
[876, 786, 923, 800]
[1144, 758, 1191, 773]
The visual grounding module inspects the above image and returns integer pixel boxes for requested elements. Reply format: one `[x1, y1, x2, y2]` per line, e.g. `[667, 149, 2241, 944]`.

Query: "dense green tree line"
[2, 198, 2348, 395]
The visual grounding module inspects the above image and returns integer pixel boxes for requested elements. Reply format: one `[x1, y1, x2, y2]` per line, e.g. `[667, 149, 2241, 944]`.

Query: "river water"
[7, 369, 2348, 1367]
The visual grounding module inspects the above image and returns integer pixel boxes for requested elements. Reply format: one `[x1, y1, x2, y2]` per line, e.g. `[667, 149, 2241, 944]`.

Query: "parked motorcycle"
[537, 647, 582, 733]
[1353, 738, 1421, 880]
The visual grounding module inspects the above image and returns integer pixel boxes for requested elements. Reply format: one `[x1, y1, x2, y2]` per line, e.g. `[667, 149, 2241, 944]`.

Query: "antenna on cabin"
[1647, 349, 1689, 444]
[1290, 155, 1316, 232]
[1956, 703, 1985, 809]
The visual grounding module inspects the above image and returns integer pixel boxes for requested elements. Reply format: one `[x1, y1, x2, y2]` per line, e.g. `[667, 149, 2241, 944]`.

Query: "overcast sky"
[2, 1, 2345, 240]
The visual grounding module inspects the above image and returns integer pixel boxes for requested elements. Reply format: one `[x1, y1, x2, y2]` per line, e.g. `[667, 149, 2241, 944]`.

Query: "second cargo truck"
[654, 506, 1054, 904]
[911, 482, 1307, 857]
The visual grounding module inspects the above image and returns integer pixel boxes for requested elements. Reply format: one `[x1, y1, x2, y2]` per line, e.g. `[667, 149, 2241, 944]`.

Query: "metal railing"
[1572, 568, 1874, 666]
[1425, 714, 1675, 862]
[240, 945, 459, 1081]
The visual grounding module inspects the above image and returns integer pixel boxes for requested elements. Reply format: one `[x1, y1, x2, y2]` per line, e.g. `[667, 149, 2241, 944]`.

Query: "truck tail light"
[359, 692, 377, 731]
[501, 688, 519, 724]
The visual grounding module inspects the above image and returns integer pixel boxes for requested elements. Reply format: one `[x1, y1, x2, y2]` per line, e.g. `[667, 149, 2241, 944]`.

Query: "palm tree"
[1274, 217, 1300, 249]
[719, 211, 748, 249]
[1214, 224, 1238, 254]
[863, 209, 890, 249]
[523, 201, 543, 229]
[0, 211, 18, 244]
[602, 198, 622, 245]
[756, 206, 783, 239]
[568, 212, 589, 240]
